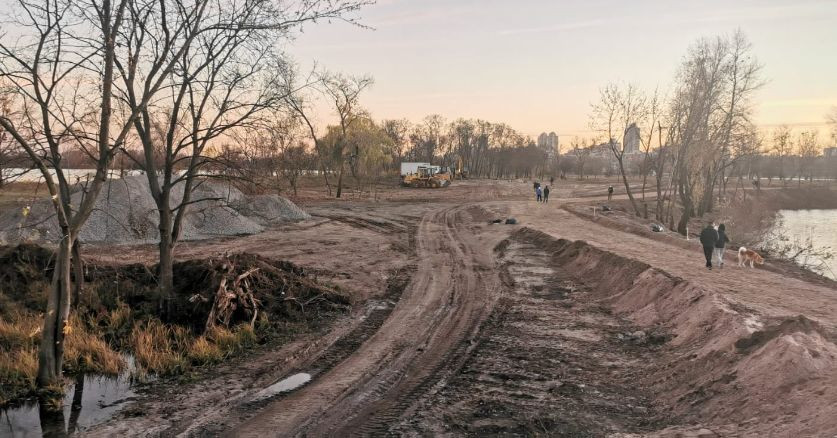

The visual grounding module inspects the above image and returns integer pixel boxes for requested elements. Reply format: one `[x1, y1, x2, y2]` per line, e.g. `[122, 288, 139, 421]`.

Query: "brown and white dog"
[738, 247, 764, 268]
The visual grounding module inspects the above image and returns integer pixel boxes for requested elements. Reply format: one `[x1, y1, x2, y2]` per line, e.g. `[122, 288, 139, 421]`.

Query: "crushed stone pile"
[0, 175, 309, 244]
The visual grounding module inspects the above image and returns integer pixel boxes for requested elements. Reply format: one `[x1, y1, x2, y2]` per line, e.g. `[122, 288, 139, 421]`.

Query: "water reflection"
[0, 356, 138, 437]
[774, 209, 837, 280]
[250, 372, 312, 402]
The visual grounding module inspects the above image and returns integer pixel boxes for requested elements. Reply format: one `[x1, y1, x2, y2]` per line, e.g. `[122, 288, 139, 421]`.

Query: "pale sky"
[290, 0, 837, 142]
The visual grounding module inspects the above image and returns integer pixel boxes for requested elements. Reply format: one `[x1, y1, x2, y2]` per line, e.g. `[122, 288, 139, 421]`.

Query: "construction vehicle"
[402, 165, 452, 188]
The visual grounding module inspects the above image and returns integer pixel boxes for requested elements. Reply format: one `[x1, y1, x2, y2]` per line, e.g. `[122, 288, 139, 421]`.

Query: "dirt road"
[233, 203, 502, 436]
[81, 180, 837, 436]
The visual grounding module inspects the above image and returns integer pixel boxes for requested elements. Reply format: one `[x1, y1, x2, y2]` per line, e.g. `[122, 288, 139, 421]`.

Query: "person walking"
[607, 185, 614, 202]
[543, 185, 550, 203]
[536, 185, 543, 202]
[714, 223, 731, 268]
[699, 222, 719, 270]
[550, 176, 555, 185]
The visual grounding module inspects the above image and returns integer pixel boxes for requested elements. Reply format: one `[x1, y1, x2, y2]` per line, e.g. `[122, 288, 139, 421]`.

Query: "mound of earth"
[509, 227, 837, 436]
[0, 176, 310, 244]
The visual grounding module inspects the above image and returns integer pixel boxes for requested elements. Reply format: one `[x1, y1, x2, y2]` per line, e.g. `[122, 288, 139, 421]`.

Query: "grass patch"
[0, 348, 38, 405]
[0, 245, 351, 407]
[64, 315, 124, 375]
[130, 319, 189, 376]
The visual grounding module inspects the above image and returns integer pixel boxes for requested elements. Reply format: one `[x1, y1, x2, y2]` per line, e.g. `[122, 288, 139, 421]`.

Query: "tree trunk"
[336, 162, 345, 198]
[71, 240, 83, 306]
[37, 233, 73, 387]
[616, 157, 641, 216]
[319, 160, 332, 196]
[158, 206, 175, 317]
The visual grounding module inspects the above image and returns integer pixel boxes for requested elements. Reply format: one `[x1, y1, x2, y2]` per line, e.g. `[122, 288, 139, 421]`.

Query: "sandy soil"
[77, 179, 837, 437]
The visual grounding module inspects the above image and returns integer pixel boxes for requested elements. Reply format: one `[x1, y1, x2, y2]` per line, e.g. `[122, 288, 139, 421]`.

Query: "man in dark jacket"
[699, 222, 719, 270]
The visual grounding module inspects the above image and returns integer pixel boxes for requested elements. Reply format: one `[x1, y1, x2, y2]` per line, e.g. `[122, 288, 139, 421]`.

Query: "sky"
[289, 0, 837, 143]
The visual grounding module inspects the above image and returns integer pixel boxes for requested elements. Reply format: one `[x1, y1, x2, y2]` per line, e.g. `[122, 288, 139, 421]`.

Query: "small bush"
[187, 336, 223, 365]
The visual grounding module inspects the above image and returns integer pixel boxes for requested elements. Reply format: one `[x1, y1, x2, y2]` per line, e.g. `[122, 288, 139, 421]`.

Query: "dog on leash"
[738, 247, 764, 268]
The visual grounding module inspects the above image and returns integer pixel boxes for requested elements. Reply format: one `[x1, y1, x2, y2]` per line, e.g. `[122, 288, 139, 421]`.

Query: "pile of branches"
[198, 262, 261, 331]
[176, 253, 351, 332]
[80, 252, 350, 332]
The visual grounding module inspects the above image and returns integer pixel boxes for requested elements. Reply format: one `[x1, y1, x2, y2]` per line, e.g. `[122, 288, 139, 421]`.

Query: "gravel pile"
[0, 175, 309, 244]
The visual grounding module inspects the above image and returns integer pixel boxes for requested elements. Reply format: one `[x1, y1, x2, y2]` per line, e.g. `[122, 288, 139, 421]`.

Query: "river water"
[771, 209, 837, 280]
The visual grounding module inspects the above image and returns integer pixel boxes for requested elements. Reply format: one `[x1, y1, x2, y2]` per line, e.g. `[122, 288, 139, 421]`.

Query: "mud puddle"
[1, 355, 140, 437]
[392, 238, 669, 436]
[251, 373, 312, 402]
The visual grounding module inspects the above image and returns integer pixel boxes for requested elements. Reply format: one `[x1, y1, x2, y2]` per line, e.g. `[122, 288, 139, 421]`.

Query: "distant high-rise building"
[548, 132, 559, 153]
[537, 131, 560, 159]
[537, 133, 549, 149]
[624, 123, 640, 154]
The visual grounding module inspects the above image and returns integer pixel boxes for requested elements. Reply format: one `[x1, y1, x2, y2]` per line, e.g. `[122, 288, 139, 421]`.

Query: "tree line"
[587, 30, 837, 233]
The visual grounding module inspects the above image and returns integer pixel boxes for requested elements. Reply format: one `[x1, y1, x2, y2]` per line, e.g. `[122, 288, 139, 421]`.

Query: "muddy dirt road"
[80, 180, 837, 437]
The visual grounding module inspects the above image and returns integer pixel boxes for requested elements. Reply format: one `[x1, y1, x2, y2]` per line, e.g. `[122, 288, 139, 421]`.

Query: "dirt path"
[75, 180, 837, 436]
[232, 203, 502, 436]
[391, 232, 667, 436]
[500, 201, 837, 329]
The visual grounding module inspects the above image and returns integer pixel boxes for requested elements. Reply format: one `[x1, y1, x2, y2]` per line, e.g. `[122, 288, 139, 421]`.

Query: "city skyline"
[290, 0, 837, 140]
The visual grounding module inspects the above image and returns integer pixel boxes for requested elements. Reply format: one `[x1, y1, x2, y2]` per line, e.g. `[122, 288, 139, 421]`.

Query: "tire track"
[231, 204, 501, 437]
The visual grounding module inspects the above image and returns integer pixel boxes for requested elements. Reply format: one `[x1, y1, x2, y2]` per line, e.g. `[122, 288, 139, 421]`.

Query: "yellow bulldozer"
[402, 165, 452, 188]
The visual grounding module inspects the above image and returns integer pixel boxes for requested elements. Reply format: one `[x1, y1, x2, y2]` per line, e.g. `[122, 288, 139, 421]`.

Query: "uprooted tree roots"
[0, 245, 352, 334]
[174, 253, 351, 333]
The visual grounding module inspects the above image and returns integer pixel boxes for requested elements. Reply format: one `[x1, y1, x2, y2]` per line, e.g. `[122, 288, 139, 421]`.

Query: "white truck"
[400, 162, 432, 176]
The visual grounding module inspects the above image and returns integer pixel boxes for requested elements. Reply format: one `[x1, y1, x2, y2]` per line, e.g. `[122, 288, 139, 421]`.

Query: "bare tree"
[381, 118, 411, 171]
[771, 126, 793, 186]
[284, 70, 333, 195]
[797, 130, 820, 186]
[278, 141, 314, 197]
[0, 0, 179, 388]
[320, 72, 373, 198]
[0, 84, 28, 186]
[591, 82, 647, 216]
[116, 0, 371, 304]
[569, 137, 592, 180]
[827, 106, 837, 146]
[637, 89, 663, 217]
[666, 31, 762, 233]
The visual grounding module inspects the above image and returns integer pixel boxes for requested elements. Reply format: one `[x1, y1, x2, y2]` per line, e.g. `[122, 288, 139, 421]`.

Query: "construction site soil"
[4, 179, 836, 436]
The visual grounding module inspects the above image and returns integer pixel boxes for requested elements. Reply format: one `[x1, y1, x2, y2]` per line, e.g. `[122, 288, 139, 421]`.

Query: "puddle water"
[0, 355, 138, 437]
[251, 373, 312, 402]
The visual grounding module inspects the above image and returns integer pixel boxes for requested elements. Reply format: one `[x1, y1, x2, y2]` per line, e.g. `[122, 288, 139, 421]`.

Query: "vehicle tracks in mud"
[391, 232, 669, 436]
[232, 204, 502, 437]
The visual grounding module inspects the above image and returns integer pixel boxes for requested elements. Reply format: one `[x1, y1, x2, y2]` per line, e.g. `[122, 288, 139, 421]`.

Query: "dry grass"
[0, 348, 38, 404]
[0, 313, 41, 405]
[64, 315, 124, 375]
[187, 336, 223, 365]
[131, 321, 263, 374]
[130, 319, 189, 376]
[0, 312, 41, 351]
